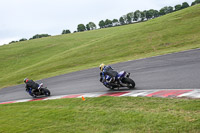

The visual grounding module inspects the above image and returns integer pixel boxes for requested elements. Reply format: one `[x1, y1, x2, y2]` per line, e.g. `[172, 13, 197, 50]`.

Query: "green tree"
[191, 1, 196, 5]
[112, 19, 119, 26]
[122, 15, 128, 24]
[119, 17, 125, 25]
[134, 10, 141, 21]
[62, 29, 71, 34]
[192, 0, 200, 5]
[147, 9, 160, 19]
[126, 14, 132, 24]
[62, 30, 66, 34]
[99, 20, 105, 28]
[154, 10, 159, 18]
[148, 9, 156, 18]
[159, 6, 173, 16]
[126, 12, 134, 23]
[146, 10, 152, 20]
[88, 22, 96, 30]
[175, 4, 182, 11]
[105, 19, 112, 27]
[141, 11, 146, 21]
[29, 34, 51, 40]
[77, 24, 86, 32]
[19, 38, 27, 41]
[9, 41, 18, 44]
[182, 2, 189, 9]
[159, 8, 166, 16]
[86, 24, 90, 31]
[196, 0, 200, 4]
[66, 30, 71, 34]
[168, 6, 174, 13]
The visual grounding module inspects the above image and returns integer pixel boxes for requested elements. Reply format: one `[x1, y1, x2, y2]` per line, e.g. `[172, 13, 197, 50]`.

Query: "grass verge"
[0, 97, 199, 133]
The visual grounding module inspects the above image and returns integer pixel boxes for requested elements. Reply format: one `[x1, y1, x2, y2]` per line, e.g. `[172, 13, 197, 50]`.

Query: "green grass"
[1, 5, 200, 88]
[0, 97, 199, 133]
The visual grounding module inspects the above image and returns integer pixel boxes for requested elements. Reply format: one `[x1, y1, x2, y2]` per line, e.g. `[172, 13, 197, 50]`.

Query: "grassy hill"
[0, 5, 200, 88]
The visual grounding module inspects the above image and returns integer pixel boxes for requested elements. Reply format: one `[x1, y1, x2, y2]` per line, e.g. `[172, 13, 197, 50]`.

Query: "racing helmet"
[99, 63, 105, 71]
[24, 78, 29, 83]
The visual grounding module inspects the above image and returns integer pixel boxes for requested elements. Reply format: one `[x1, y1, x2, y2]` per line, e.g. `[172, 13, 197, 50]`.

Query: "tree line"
[64, 0, 199, 33]
[9, 34, 51, 44]
[9, 0, 200, 44]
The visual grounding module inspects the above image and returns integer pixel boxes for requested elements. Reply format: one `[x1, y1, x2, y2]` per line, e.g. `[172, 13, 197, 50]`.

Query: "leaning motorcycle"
[100, 71, 135, 90]
[26, 83, 51, 98]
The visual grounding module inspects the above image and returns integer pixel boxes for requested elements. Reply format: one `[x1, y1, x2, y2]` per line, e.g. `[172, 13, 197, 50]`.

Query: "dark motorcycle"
[26, 83, 51, 98]
[100, 71, 135, 90]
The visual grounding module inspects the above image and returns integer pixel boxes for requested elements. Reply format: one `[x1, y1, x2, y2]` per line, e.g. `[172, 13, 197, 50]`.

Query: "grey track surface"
[1, 49, 200, 102]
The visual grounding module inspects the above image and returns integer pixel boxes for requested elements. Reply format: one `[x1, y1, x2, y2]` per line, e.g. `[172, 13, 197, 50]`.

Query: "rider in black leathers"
[24, 78, 39, 96]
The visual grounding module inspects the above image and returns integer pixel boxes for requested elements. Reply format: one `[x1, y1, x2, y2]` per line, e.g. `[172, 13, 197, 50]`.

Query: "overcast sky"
[0, 0, 195, 45]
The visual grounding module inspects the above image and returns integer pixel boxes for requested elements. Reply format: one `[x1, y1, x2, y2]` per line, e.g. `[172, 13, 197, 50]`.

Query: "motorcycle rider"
[99, 63, 119, 88]
[24, 78, 40, 97]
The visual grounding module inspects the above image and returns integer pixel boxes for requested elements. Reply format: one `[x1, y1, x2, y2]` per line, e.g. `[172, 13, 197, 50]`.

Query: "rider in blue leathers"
[99, 63, 118, 88]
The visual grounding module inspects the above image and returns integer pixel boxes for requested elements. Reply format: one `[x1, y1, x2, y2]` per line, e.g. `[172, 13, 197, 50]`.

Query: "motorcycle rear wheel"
[122, 77, 135, 89]
[41, 88, 51, 96]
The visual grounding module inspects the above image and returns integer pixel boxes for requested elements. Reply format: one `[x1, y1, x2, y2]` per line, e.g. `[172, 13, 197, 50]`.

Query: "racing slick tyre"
[122, 77, 135, 89]
[41, 88, 51, 96]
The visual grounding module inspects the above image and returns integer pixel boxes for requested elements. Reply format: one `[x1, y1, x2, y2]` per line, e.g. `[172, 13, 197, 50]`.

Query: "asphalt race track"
[0, 48, 200, 103]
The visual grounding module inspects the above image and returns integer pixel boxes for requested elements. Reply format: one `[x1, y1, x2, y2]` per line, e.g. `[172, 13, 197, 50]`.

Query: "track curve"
[0, 48, 200, 102]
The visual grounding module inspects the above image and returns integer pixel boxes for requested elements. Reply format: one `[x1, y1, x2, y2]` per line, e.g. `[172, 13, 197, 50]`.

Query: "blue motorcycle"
[100, 71, 135, 90]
